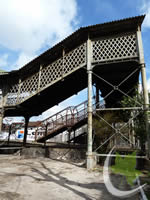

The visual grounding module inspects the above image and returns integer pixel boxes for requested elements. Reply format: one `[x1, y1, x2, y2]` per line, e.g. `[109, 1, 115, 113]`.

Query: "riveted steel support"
[86, 38, 96, 169]
[137, 26, 150, 157]
[23, 116, 30, 146]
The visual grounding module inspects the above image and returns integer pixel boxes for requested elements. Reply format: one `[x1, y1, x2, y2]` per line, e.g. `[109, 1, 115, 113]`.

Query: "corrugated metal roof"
[0, 15, 145, 80]
[81, 15, 145, 29]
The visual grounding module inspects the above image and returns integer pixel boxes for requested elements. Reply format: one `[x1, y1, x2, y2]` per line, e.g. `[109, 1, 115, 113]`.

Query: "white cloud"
[147, 78, 150, 91]
[30, 88, 87, 121]
[138, 78, 150, 93]
[139, 0, 150, 28]
[0, 0, 78, 69]
[31, 99, 75, 121]
[15, 52, 37, 69]
[3, 117, 24, 124]
[0, 54, 9, 68]
[41, 105, 65, 120]
[30, 103, 70, 122]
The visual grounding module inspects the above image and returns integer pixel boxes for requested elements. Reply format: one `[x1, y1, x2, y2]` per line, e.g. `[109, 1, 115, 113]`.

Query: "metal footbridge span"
[0, 16, 145, 117]
[0, 15, 149, 167]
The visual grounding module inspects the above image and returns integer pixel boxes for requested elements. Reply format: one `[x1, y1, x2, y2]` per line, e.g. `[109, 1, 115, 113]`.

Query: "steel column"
[23, 116, 30, 146]
[86, 38, 96, 169]
[136, 26, 150, 157]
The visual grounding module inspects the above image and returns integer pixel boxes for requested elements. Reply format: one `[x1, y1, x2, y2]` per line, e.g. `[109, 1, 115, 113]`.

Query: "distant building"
[0, 121, 42, 141]
[0, 120, 87, 143]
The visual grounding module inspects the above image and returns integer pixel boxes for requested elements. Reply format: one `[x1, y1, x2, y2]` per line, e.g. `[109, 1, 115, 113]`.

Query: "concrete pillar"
[86, 38, 96, 169]
[136, 26, 150, 157]
[23, 116, 30, 146]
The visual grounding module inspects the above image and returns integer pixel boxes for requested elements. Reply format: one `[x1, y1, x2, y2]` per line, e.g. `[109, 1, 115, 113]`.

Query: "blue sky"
[0, 0, 150, 121]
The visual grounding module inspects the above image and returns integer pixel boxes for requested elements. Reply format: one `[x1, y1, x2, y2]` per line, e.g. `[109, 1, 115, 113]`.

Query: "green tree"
[93, 111, 120, 156]
[120, 90, 150, 153]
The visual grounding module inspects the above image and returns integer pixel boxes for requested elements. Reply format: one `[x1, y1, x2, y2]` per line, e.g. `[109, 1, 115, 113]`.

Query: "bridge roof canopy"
[0, 15, 145, 81]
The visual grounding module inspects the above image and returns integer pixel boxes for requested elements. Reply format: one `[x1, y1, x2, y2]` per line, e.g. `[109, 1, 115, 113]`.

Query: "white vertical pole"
[87, 37, 94, 169]
[136, 26, 150, 157]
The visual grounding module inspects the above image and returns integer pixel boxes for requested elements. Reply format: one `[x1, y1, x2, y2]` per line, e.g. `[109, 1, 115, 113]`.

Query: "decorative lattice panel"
[6, 43, 86, 105]
[9, 83, 19, 93]
[40, 58, 63, 89]
[7, 72, 39, 105]
[18, 72, 39, 102]
[40, 43, 86, 90]
[63, 43, 86, 74]
[92, 34, 137, 62]
[6, 83, 19, 105]
[7, 94, 17, 105]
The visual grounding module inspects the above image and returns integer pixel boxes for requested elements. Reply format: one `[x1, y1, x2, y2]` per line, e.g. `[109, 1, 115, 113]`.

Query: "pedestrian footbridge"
[0, 15, 149, 152]
[0, 15, 145, 118]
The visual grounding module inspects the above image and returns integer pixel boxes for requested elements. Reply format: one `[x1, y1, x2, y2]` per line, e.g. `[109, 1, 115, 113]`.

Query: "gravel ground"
[0, 155, 139, 200]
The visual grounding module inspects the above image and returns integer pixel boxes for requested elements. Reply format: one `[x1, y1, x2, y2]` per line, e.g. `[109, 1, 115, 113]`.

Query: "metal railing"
[36, 99, 105, 141]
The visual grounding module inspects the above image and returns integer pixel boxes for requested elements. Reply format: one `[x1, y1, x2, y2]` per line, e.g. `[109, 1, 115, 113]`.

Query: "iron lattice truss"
[92, 68, 144, 151]
[5, 33, 138, 106]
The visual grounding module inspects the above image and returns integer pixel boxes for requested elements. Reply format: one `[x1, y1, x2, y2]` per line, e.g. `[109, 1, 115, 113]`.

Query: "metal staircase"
[36, 99, 105, 142]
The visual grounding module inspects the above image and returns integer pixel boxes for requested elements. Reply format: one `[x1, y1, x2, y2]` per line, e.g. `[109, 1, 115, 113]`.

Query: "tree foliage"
[120, 90, 149, 152]
[93, 89, 149, 155]
[93, 111, 120, 154]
